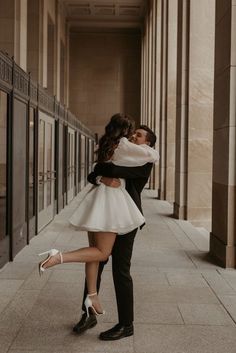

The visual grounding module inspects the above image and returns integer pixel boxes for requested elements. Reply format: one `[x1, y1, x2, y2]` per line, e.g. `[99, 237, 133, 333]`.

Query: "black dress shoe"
[73, 313, 97, 334]
[99, 323, 134, 341]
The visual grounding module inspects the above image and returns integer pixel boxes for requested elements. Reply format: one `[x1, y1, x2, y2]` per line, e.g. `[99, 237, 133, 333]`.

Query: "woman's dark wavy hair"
[97, 113, 135, 162]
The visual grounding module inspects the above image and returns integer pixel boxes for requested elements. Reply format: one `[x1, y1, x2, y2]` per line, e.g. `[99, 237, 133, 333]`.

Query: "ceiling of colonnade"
[59, 0, 147, 30]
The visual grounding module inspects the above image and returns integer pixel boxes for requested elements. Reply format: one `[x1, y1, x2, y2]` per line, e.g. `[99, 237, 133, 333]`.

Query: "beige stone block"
[215, 7, 231, 74]
[166, 116, 176, 143]
[165, 190, 175, 203]
[188, 104, 213, 139]
[187, 206, 212, 222]
[166, 142, 175, 167]
[166, 167, 175, 199]
[69, 32, 141, 132]
[189, 0, 215, 70]
[187, 172, 212, 208]
[189, 68, 214, 105]
[188, 138, 212, 173]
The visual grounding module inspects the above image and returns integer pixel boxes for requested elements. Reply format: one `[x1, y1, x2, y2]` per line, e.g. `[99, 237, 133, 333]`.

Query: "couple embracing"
[39, 113, 159, 341]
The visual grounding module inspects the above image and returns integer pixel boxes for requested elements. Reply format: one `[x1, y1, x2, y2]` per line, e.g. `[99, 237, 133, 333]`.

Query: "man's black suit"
[82, 162, 153, 325]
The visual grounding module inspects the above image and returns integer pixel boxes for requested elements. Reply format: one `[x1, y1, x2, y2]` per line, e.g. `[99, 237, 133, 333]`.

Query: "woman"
[39, 113, 159, 317]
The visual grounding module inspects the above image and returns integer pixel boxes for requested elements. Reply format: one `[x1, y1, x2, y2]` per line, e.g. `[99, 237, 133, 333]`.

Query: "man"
[73, 125, 157, 340]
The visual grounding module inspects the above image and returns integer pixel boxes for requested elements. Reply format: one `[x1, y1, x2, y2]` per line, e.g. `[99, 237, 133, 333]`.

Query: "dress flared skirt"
[69, 183, 145, 235]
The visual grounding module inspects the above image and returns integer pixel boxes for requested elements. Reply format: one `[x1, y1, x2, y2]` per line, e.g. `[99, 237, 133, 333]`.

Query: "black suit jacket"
[87, 162, 153, 215]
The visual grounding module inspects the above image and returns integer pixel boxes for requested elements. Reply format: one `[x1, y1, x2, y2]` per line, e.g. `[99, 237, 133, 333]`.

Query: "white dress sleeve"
[112, 137, 160, 167]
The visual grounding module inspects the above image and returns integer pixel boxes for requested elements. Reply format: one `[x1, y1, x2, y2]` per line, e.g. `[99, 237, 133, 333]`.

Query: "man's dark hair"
[139, 125, 157, 147]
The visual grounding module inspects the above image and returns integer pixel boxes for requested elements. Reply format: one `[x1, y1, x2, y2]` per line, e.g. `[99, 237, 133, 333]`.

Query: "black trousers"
[81, 228, 138, 325]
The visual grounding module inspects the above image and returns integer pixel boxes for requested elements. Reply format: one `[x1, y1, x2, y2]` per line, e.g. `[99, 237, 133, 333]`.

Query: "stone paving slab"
[10, 324, 134, 352]
[178, 303, 234, 325]
[0, 279, 24, 296]
[217, 295, 236, 322]
[134, 324, 236, 353]
[135, 286, 220, 304]
[165, 272, 208, 288]
[1, 190, 236, 353]
[201, 270, 236, 295]
[0, 262, 35, 280]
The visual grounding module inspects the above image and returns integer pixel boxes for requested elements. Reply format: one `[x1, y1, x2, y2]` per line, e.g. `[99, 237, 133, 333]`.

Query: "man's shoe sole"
[73, 321, 97, 334]
[99, 331, 133, 341]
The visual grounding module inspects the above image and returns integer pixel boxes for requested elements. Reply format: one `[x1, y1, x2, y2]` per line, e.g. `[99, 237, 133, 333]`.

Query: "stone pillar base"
[210, 233, 236, 268]
[173, 202, 186, 219]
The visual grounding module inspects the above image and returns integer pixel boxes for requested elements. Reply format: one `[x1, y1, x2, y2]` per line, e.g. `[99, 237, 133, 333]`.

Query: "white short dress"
[69, 138, 159, 234]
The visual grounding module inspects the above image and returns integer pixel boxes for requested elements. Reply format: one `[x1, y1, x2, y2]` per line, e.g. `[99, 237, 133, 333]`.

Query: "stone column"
[153, 0, 162, 191]
[56, 0, 61, 101]
[149, 0, 158, 189]
[147, 3, 153, 128]
[141, 18, 148, 123]
[187, 0, 215, 230]
[210, 0, 236, 267]
[145, 10, 150, 124]
[158, 0, 168, 200]
[14, 0, 27, 71]
[140, 27, 145, 122]
[65, 22, 70, 106]
[165, 0, 177, 202]
[174, 0, 189, 219]
[151, 0, 156, 131]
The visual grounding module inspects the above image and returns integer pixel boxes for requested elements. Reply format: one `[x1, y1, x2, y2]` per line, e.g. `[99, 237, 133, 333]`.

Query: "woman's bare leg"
[42, 232, 116, 268]
[86, 232, 99, 294]
[85, 232, 116, 313]
[40, 232, 116, 312]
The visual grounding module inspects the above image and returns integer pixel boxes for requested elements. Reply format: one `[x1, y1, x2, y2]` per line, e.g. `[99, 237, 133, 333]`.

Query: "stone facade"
[0, 0, 236, 267]
[69, 31, 141, 136]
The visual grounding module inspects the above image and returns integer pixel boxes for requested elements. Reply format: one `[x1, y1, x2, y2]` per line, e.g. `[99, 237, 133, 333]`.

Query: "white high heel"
[38, 249, 63, 276]
[84, 292, 105, 318]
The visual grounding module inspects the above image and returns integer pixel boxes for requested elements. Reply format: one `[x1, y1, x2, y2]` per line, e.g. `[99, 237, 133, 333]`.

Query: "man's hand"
[100, 177, 121, 188]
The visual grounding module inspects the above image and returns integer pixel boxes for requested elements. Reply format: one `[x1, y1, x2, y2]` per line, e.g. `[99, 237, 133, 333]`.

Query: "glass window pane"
[47, 123, 52, 207]
[29, 108, 35, 219]
[39, 120, 45, 212]
[67, 133, 70, 190]
[12, 99, 27, 231]
[0, 91, 7, 240]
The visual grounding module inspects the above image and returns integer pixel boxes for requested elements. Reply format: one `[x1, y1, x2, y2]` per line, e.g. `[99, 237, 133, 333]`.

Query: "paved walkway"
[1, 189, 236, 353]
